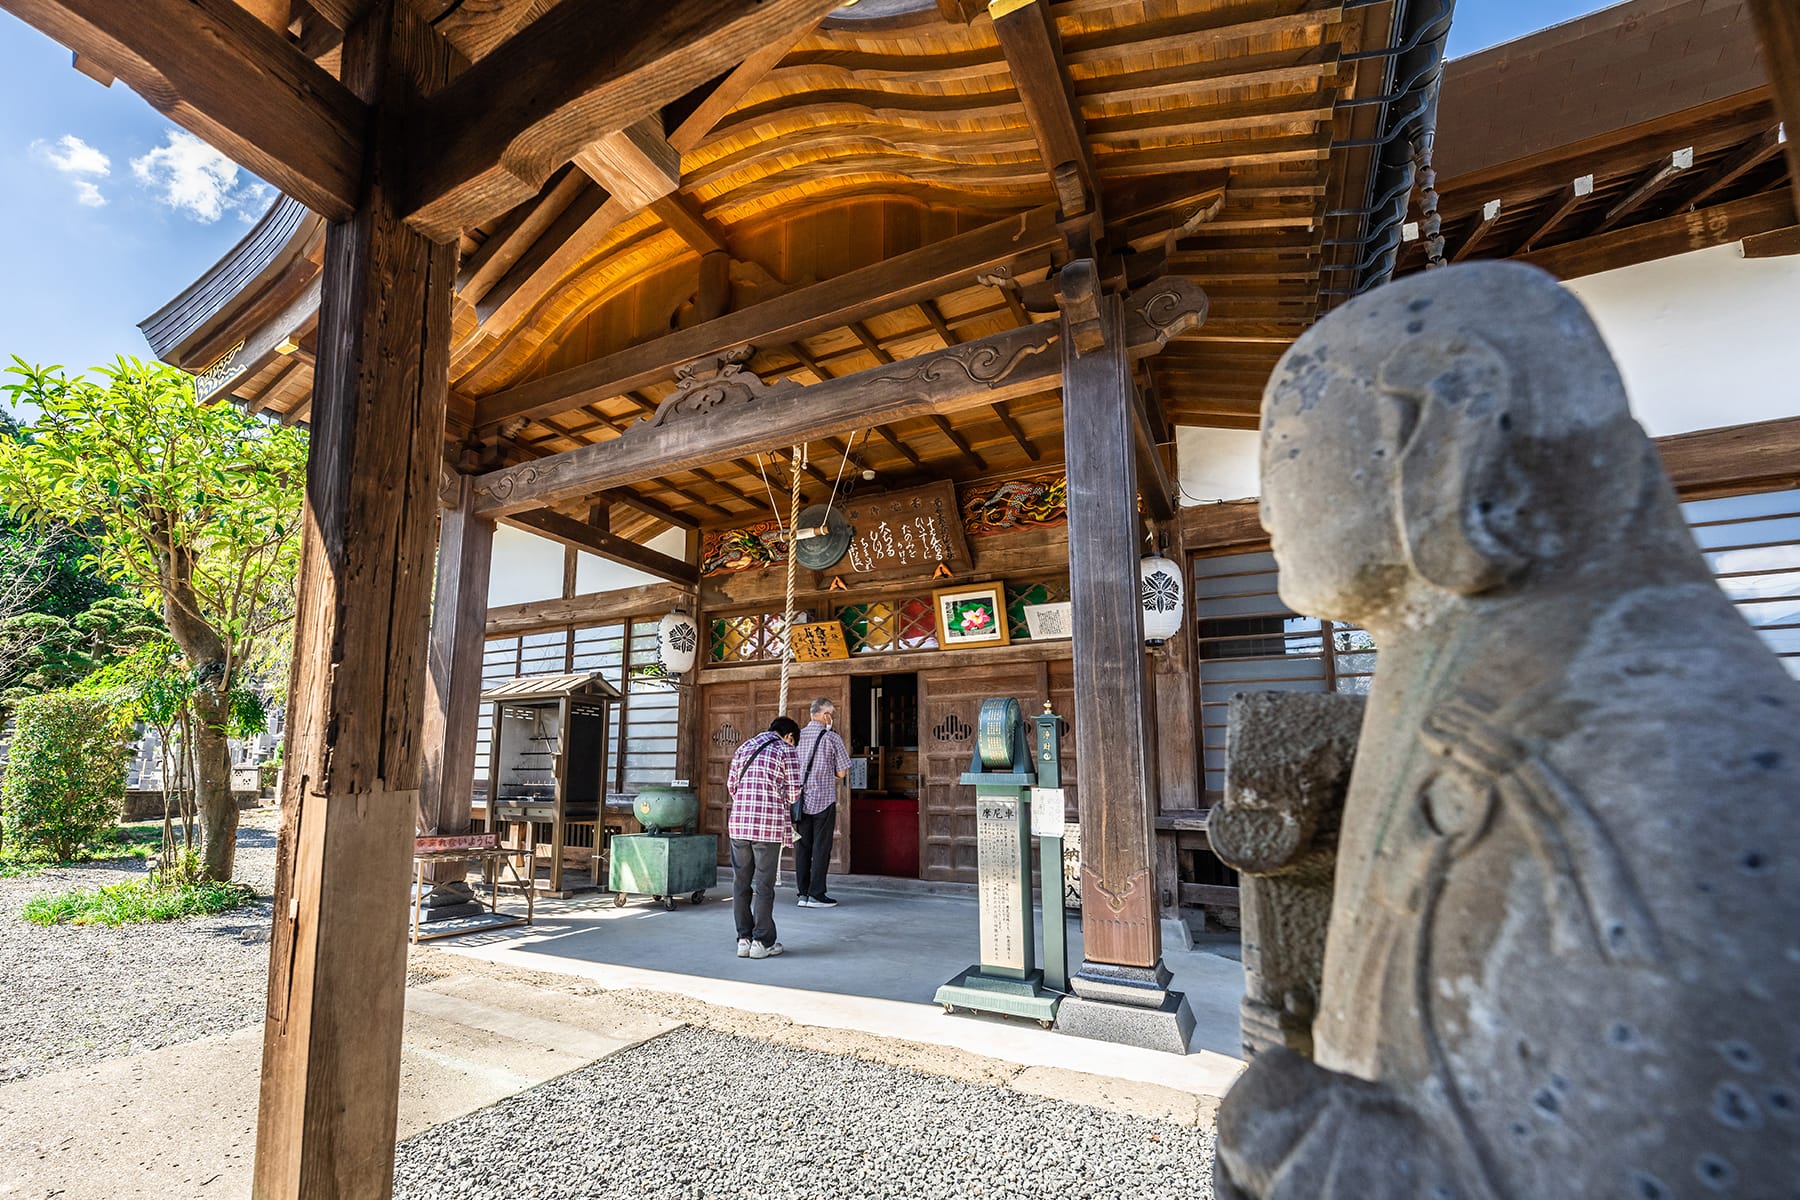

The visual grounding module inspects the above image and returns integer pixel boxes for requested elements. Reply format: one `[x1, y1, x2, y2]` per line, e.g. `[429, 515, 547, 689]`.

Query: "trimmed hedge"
[1, 690, 132, 861]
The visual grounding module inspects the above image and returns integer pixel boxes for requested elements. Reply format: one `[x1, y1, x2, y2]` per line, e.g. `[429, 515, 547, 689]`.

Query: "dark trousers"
[731, 839, 780, 947]
[793, 803, 837, 899]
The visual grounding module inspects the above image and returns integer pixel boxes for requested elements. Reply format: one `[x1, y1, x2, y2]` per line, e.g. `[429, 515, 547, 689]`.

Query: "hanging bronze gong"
[792, 503, 853, 569]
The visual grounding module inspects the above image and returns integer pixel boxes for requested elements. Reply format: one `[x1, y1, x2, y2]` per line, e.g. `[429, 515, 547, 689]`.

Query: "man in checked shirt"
[726, 716, 802, 959]
[793, 697, 851, 907]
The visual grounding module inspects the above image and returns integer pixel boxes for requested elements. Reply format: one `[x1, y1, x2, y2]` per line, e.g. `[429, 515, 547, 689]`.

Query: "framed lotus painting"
[931, 583, 1010, 649]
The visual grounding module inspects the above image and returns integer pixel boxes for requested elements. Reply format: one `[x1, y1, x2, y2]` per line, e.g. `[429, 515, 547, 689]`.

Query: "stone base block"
[1162, 915, 1194, 952]
[935, 967, 1062, 1026]
[1055, 991, 1195, 1055]
[1069, 959, 1173, 1006]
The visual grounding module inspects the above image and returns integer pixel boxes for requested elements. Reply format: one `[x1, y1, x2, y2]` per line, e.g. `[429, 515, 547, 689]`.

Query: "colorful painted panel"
[961, 473, 1068, 538]
[700, 521, 786, 575]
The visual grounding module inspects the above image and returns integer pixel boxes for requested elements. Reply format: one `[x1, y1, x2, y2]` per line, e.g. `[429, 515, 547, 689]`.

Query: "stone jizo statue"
[1214, 262, 1800, 1198]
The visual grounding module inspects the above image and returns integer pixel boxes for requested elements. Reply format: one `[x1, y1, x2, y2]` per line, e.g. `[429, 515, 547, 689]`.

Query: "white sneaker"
[748, 941, 784, 959]
[736, 938, 751, 958]
[797, 896, 815, 908]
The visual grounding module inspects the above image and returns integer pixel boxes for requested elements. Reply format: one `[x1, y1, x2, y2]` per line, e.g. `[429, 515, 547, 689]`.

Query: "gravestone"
[1213, 262, 1800, 1198]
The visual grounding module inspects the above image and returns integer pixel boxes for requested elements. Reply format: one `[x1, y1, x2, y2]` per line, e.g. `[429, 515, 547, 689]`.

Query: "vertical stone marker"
[1213, 262, 1800, 1198]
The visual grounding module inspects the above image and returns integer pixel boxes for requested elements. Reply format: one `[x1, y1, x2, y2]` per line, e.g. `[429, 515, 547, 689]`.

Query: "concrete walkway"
[432, 876, 1247, 1099]
[0, 975, 680, 1200]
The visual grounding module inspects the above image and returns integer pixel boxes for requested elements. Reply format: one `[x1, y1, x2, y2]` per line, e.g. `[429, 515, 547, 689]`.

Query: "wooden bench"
[410, 832, 536, 943]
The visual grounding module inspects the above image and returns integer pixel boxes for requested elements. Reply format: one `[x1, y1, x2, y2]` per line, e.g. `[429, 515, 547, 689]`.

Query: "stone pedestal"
[1054, 960, 1195, 1055]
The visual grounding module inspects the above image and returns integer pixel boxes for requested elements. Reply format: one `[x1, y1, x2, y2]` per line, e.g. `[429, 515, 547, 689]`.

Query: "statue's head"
[1259, 262, 1655, 623]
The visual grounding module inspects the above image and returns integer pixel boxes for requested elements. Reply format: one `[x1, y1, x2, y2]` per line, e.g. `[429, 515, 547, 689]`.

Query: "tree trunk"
[192, 686, 238, 880]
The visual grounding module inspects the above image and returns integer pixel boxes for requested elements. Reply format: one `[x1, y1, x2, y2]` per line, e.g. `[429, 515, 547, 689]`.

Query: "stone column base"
[1054, 960, 1196, 1055]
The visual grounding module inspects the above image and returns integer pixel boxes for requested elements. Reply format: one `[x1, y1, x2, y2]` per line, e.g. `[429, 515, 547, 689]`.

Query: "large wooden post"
[417, 474, 496, 892]
[1055, 285, 1196, 1054]
[254, 3, 456, 1196]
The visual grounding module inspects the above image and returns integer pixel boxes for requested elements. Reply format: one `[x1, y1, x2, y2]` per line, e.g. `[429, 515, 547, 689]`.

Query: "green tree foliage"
[0, 357, 307, 880]
[1, 690, 134, 862]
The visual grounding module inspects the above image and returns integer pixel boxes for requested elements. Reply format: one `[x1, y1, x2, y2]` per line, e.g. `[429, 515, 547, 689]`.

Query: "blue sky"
[0, 0, 1615, 380]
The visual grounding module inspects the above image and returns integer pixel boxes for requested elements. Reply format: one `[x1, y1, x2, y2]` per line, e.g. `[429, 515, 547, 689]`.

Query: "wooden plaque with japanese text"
[789, 620, 850, 661]
[839, 481, 972, 578]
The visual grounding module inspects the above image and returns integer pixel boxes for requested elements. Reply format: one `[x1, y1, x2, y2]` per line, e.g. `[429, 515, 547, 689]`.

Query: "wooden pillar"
[254, 3, 456, 1196]
[1062, 289, 1162, 969]
[1747, 0, 1800, 213]
[418, 474, 495, 871]
[1057, 282, 1195, 1053]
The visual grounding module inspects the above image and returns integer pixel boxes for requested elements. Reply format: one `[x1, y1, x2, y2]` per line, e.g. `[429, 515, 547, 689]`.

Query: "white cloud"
[131, 129, 269, 224]
[32, 134, 111, 206]
[37, 134, 110, 177]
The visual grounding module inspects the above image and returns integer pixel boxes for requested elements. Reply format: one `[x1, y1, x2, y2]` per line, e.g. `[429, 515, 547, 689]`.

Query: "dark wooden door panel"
[918, 664, 1046, 883]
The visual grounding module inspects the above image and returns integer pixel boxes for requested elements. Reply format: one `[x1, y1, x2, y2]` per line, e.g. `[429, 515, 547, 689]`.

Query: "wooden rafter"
[470, 276, 1208, 516]
[1687, 126, 1787, 210]
[405, 0, 844, 239]
[989, 0, 1099, 224]
[1516, 174, 1594, 253]
[1520, 188, 1796, 281]
[1747, 0, 1800, 212]
[1450, 199, 1502, 264]
[472, 205, 1062, 430]
[0, 0, 365, 219]
[1590, 147, 1692, 236]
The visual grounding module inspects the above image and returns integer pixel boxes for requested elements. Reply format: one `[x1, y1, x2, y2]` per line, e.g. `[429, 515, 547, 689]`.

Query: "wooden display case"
[481, 671, 622, 895]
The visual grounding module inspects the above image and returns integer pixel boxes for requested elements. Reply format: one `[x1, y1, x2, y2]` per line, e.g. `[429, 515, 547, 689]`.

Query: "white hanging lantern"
[658, 608, 700, 675]
[1139, 554, 1185, 645]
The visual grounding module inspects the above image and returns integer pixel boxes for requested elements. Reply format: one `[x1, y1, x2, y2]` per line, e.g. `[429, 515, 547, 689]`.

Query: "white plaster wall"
[1175, 241, 1800, 505]
[1564, 243, 1800, 438]
[575, 528, 688, 593]
[487, 524, 566, 607]
[485, 525, 690, 607]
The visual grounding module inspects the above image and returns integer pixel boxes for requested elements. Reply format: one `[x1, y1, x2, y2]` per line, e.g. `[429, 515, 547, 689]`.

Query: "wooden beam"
[457, 167, 589, 307]
[602, 487, 702, 530]
[847, 321, 988, 471]
[989, 0, 1099, 223]
[487, 581, 692, 637]
[1521, 188, 1796, 280]
[418, 475, 494, 873]
[1450, 199, 1502, 264]
[1130, 381, 1176, 522]
[503, 508, 700, 585]
[1516, 174, 1594, 253]
[668, 27, 815, 154]
[1, 0, 365, 219]
[471, 277, 1208, 516]
[405, 0, 843, 239]
[1686, 126, 1786, 210]
[254, 2, 454, 1193]
[1747, 0, 1800, 214]
[1063, 289, 1163, 969]
[472, 205, 1063, 430]
[1591, 147, 1693, 236]
[1741, 223, 1800, 258]
[571, 116, 682, 208]
[1656, 415, 1800, 498]
[921, 298, 1040, 462]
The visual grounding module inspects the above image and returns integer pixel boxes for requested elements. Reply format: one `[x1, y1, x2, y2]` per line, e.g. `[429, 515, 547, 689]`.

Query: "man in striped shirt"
[726, 716, 801, 959]
[793, 697, 851, 908]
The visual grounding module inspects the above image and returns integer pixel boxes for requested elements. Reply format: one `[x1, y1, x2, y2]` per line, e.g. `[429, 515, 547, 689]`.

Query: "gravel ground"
[392, 1026, 1215, 1200]
[0, 808, 278, 1083]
